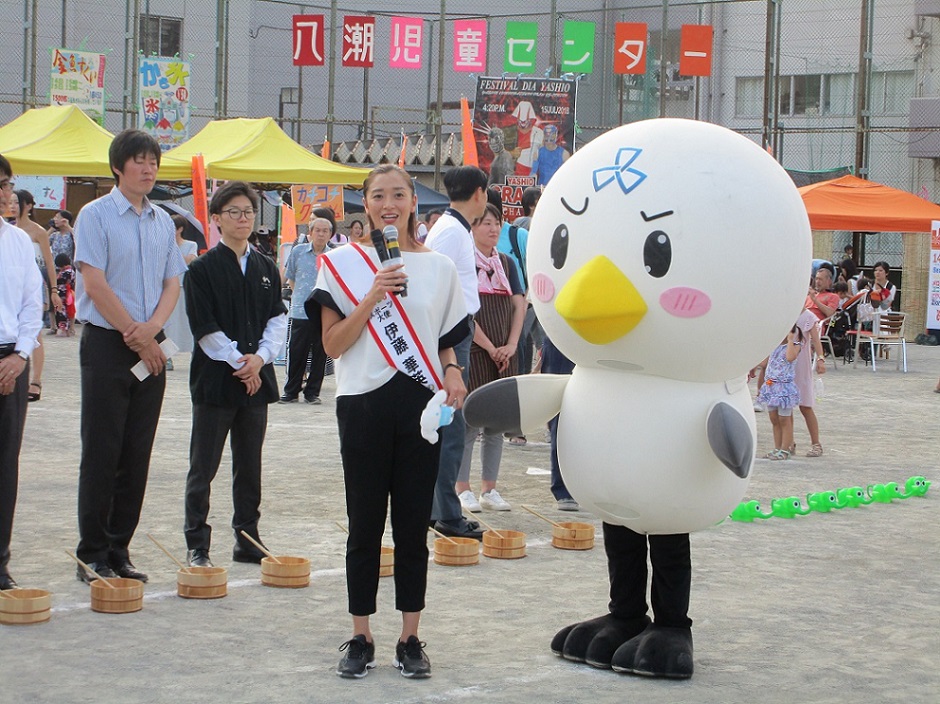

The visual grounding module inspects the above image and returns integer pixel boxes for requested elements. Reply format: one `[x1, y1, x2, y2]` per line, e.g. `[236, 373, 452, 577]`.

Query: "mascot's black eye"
[643, 230, 671, 278]
[551, 224, 569, 269]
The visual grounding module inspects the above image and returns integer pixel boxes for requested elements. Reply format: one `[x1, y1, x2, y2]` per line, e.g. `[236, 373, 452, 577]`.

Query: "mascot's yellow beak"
[555, 255, 647, 345]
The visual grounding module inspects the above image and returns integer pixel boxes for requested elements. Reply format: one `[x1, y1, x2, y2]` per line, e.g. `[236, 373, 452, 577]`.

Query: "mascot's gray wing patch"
[464, 378, 523, 436]
[706, 402, 753, 478]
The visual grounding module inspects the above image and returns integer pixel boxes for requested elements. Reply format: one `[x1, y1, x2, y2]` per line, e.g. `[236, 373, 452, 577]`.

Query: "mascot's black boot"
[611, 624, 693, 679]
[551, 613, 651, 667]
[550, 524, 693, 674]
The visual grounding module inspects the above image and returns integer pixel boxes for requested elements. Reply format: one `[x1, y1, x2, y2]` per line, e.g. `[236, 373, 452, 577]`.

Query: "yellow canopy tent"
[158, 117, 369, 185]
[0, 104, 115, 178]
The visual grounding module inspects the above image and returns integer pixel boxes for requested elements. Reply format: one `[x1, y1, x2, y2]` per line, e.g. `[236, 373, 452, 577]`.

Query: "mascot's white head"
[528, 118, 811, 382]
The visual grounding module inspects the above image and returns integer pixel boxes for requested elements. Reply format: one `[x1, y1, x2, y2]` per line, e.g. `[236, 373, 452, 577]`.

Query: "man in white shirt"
[0, 154, 44, 590]
[425, 166, 489, 539]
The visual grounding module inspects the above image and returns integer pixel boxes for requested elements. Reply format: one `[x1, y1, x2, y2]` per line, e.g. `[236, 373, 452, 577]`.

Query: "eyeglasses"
[0, 180, 14, 192]
[222, 207, 256, 220]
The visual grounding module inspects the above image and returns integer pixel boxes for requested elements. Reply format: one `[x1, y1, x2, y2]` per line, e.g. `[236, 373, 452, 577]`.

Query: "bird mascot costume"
[465, 118, 811, 678]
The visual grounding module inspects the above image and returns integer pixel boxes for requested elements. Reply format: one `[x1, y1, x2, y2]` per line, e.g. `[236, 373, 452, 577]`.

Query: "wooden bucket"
[261, 556, 310, 588]
[177, 567, 227, 599]
[551, 522, 595, 551]
[482, 530, 527, 559]
[378, 547, 394, 578]
[90, 578, 144, 614]
[433, 537, 479, 566]
[0, 589, 52, 626]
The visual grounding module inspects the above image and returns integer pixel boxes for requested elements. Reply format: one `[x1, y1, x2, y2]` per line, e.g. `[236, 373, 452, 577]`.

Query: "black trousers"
[0, 356, 29, 565]
[184, 402, 267, 551]
[604, 523, 693, 629]
[77, 325, 166, 564]
[337, 373, 439, 616]
[283, 316, 327, 399]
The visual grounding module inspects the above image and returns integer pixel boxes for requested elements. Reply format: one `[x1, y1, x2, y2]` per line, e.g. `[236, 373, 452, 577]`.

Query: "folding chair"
[865, 312, 908, 372]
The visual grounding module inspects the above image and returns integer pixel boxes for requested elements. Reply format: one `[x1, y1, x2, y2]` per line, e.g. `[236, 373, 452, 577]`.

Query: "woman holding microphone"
[311, 164, 468, 680]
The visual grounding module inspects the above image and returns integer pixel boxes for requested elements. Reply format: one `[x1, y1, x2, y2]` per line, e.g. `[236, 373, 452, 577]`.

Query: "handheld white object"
[420, 389, 455, 444]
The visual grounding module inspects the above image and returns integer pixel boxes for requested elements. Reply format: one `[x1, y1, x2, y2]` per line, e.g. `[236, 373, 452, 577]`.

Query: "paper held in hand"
[131, 338, 179, 381]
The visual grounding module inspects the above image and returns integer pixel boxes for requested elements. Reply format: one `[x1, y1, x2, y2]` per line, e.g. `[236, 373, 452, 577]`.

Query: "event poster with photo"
[928, 219, 940, 331]
[473, 75, 576, 189]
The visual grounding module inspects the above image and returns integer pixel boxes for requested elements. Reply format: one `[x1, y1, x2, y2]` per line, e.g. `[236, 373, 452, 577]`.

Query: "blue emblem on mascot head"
[592, 147, 647, 194]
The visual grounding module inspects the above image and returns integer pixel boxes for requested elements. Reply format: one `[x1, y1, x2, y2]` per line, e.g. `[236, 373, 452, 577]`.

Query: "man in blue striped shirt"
[73, 129, 187, 584]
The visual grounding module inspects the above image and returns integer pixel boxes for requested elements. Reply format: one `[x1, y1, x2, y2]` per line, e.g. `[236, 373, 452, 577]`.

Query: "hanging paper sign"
[504, 22, 538, 74]
[928, 220, 940, 329]
[291, 184, 345, 223]
[342, 15, 375, 68]
[390, 17, 424, 69]
[14, 176, 67, 210]
[49, 48, 106, 123]
[679, 24, 714, 77]
[293, 14, 325, 66]
[138, 57, 190, 151]
[453, 19, 487, 73]
[614, 23, 648, 75]
[561, 21, 595, 73]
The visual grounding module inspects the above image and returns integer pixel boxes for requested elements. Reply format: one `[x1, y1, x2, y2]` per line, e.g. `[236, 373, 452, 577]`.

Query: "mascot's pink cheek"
[659, 287, 711, 318]
[532, 273, 555, 302]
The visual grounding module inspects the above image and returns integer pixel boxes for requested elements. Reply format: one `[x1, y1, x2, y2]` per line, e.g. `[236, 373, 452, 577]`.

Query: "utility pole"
[325, 0, 337, 151]
[854, 0, 874, 179]
[433, 0, 446, 190]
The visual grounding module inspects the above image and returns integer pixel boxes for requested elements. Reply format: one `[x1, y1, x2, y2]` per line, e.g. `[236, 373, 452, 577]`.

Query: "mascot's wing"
[706, 402, 754, 479]
[464, 374, 571, 436]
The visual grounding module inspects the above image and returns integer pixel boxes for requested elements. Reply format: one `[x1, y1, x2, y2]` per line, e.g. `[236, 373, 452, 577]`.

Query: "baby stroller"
[828, 292, 865, 363]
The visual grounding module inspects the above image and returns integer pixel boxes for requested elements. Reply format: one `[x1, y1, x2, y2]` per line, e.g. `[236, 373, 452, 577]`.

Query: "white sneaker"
[458, 490, 482, 513]
[480, 489, 511, 511]
[753, 400, 766, 413]
[556, 498, 580, 512]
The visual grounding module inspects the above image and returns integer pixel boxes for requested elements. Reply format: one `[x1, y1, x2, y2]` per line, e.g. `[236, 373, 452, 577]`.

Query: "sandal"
[806, 443, 824, 457]
[768, 449, 791, 461]
[27, 382, 41, 402]
[507, 435, 527, 446]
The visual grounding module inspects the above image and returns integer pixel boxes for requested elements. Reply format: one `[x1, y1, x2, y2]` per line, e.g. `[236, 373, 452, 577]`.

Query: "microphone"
[381, 225, 407, 297]
[369, 228, 389, 262]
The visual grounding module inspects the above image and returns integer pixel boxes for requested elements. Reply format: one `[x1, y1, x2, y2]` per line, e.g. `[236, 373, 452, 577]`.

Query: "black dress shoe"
[187, 549, 213, 568]
[233, 543, 266, 564]
[76, 561, 117, 584]
[278, 395, 299, 403]
[433, 519, 484, 541]
[109, 560, 149, 583]
[0, 571, 17, 590]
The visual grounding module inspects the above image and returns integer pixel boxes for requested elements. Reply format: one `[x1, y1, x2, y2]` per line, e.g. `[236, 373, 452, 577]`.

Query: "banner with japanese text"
[14, 175, 66, 210]
[389, 17, 424, 69]
[679, 25, 714, 76]
[49, 48, 106, 123]
[473, 76, 577, 210]
[138, 57, 191, 152]
[503, 22, 538, 74]
[614, 23, 648, 75]
[561, 21, 595, 73]
[928, 220, 940, 331]
[293, 15, 325, 66]
[342, 15, 375, 67]
[291, 184, 345, 224]
[453, 20, 486, 73]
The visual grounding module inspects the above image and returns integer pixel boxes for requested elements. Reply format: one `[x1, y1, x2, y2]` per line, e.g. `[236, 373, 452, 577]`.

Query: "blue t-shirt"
[496, 222, 528, 290]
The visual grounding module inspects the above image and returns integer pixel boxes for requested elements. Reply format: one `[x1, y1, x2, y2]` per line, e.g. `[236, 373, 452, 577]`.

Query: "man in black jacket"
[183, 181, 287, 567]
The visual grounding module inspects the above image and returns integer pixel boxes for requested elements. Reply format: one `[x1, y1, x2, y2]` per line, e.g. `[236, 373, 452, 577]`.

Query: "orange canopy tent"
[798, 175, 940, 232]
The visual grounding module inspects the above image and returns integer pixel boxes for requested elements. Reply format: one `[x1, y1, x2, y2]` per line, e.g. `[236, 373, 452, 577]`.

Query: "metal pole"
[361, 68, 369, 140]
[761, 0, 775, 150]
[854, 0, 873, 179]
[61, 0, 67, 46]
[222, 0, 230, 116]
[549, 0, 558, 73]
[21, 0, 29, 110]
[658, 0, 668, 117]
[433, 0, 446, 190]
[772, 0, 782, 157]
[29, 0, 37, 108]
[325, 0, 338, 148]
[426, 19, 435, 135]
[214, 0, 224, 117]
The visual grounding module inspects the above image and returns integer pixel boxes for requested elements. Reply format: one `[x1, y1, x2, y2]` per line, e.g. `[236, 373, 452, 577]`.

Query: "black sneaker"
[336, 635, 376, 679]
[393, 636, 431, 679]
